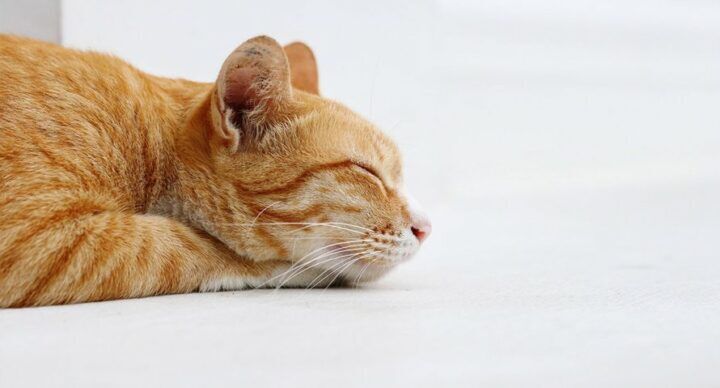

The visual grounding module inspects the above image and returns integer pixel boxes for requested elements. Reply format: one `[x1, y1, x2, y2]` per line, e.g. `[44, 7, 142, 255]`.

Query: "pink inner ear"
[224, 67, 259, 111]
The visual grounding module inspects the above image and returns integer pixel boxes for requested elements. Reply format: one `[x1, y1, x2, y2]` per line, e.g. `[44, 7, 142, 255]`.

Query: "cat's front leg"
[0, 196, 279, 307]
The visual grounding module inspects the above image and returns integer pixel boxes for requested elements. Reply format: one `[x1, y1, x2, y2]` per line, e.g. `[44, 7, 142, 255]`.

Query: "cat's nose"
[410, 214, 432, 243]
[401, 187, 431, 243]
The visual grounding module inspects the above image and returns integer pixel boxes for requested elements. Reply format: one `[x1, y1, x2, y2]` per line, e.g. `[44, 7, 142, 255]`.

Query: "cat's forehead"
[292, 100, 402, 179]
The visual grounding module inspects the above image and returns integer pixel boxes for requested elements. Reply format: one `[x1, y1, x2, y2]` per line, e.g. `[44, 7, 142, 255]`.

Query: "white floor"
[2, 183, 719, 387]
[3, 1, 720, 387]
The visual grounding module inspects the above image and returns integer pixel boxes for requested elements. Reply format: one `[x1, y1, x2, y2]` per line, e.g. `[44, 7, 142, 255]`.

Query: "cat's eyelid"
[351, 161, 388, 191]
[353, 162, 381, 180]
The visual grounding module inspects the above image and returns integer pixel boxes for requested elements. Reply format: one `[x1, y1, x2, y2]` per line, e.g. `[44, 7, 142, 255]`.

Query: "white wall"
[61, 0, 434, 119]
[0, 0, 60, 42]
[426, 0, 720, 199]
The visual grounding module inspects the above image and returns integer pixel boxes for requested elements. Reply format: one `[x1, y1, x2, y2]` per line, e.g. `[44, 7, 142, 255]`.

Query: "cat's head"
[179, 36, 430, 284]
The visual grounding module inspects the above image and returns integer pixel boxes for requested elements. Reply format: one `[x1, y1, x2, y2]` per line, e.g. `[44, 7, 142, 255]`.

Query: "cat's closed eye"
[352, 162, 385, 187]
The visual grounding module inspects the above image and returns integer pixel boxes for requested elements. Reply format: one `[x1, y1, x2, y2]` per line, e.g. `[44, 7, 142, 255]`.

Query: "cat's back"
[0, 35, 194, 210]
[0, 34, 149, 136]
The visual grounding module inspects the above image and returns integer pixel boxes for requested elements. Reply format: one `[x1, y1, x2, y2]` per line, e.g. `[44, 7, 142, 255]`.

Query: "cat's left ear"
[212, 35, 293, 152]
[284, 42, 319, 95]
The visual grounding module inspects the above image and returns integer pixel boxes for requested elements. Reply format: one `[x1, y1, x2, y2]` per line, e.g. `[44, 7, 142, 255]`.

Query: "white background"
[2, 1, 720, 387]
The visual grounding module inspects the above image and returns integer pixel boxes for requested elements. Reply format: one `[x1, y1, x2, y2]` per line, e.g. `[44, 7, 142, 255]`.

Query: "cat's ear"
[284, 42, 319, 95]
[213, 35, 292, 152]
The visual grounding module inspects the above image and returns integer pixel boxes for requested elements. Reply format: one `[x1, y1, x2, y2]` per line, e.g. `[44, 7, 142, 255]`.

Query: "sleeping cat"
[0, 34, 431, 307]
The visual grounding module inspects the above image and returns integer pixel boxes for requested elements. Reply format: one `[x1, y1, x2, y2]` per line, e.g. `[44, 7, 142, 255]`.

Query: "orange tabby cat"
[0, 34, 431, 307]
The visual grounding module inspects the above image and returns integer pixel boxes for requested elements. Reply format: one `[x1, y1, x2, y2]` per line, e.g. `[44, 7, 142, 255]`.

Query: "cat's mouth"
[336, 245, 421, 285]
[275, 225, 425, 287]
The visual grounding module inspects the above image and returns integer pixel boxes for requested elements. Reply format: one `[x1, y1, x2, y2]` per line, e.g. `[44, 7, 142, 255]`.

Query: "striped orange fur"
[0, 34, 430, 307]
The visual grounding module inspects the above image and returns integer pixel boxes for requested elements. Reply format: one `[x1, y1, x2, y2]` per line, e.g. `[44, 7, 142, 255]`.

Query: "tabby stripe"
[234, 160, 355, 195]
[257, 203, 363, 224]
[94, 253, 130, 301]
[172, 223, 203, 259]
[74, 212, 119, 293]
[254, 225, 288, 258]
[12, 225, 91, 306]
[87, 214, 135, 301]
[159, 251, 182, 294]
[139, 121, 158, 212]
[30, 134, 92, 190]
[154, 222, 186, 292]
[131, 227, 154, 295]
[0, 176, 85, 206]
[0, 200, 107, 281]
[174, 224, 217, 287]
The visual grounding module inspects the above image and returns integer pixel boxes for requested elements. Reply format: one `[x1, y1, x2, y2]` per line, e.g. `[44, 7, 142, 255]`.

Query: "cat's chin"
[340, 259, 399, 286]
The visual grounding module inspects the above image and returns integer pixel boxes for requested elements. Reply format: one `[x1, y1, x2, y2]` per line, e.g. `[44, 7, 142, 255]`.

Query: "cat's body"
[0, 35, 430, 307]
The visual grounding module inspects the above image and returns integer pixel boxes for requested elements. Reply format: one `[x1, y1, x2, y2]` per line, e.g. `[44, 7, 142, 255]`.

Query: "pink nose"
[410, 215, 432, 243]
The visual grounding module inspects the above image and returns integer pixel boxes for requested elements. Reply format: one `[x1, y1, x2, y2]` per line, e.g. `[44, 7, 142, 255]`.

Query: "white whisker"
[322, 256, 370, 290]
[286, 223, 366, 235]
[254, 239, 368, 288]
[353, 257, 379, 285]
[310, 256, 365, 289]
[275, 246, 369, 289]
[278, 250, 362, 291]
[304, 258, 353, 290]
[249, 201, 280, 227]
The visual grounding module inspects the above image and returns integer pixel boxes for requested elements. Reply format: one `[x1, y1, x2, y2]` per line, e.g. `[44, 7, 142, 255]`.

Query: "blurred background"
[1, 0, 719, 386]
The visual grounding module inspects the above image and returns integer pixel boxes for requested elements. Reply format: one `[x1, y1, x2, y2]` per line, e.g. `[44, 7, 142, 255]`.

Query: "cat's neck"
[142, 76, 214, 216]
[150, 83, 264, 255]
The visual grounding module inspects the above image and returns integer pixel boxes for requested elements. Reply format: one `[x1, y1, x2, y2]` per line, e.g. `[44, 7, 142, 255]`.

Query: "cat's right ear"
[211, 36, 293, 152]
